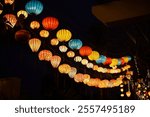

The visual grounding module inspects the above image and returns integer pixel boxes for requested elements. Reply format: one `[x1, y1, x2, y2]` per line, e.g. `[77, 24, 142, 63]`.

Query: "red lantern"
[103, 57, 112, 65]
[38, 50, 52, 61]
[42, 17, 59, 30]
[3, 14, 17, 28]
[79, 46, 92, 56]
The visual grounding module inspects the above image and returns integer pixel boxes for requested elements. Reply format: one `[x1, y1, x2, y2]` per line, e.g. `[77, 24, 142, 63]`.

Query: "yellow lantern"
[56, 29, 72, 42]
[28, 38, 41, 52]
[30, 21, 40, 29]
[93, 65, 98, 71]
[0, 3, 3, 15]
[3, 14, 17, 28]
[50, 38, 59, 46]
[59, 45, 68, 52]
[50, 55, 61, 68]
[74, 56, 82, 62]
[86, 63, 93, 68]
[39, 30, 49, 38]
[58, 64, 71, 74]
[4, 0, 14, 5]
[68, 67, 77, 78]
[38, 50, 52, 61]
[88, 51, 100, 61]
[110, 58, 118, 67]
[81, 59, 88, 65]
[126, 91, 131, 97]
[67, 51, 75, 58]
[17, 10, 28, 19]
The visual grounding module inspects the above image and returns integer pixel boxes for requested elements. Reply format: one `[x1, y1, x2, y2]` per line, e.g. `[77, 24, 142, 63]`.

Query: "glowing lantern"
[58, 64, 71, 74]
[50, 55, 61, 68]
[148, 91, 150, 96]
[4, 0, 14, 5]
[59, 45, 68, 53]
[120, 94, 124, 97]
[110, 58, 118, 67]
[67, 51, 75, 58]
[126, 91, 131, 97]
[38, 50, 52, 61]
[68, 67, 77, 78]
[56, 29, 72, 42]
[74, 56, 82, 62]
[74, 73, 84, 83]
[50, 38, 59, 46]
[15, 29, 31, 42]
[17, 10, 28, 19]
[88, 51, 100, 61]
[81, 59, 88, 65]
[28, 38, 41, 52]
[0, 3, 3, 14]
[39, 30, 49, 38]
[120, 88, 124, 92]
[96, 55, 106, 64]
[103, 57, 112, 65]
[68, 39, 83, 50]
[86, 63, 93, 68]
[42, 17, 59, 30]
[79, 46, 92, 56]
[30, 21, 40, 29]
[93, 65, 98, 71]
[3, 14, 17, 28]
[25, 0, 43, 15]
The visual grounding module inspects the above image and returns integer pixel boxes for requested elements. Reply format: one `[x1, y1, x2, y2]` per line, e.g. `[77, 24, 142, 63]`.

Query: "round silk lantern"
[59, 45, 68, 53]
[56, 29, 72, 42]
[68, 39, 82, 50]
[81, 59, 88, 65]
[74, 56, 82, 62]
[50, 38, 59, 46]
[67, 51, 75, 58]
[68, 67, 77, 78]
[4, 0, 14, 5]
[103, 57, 112, 65]
[50, 55, 61, 68]
[74, 73, 84, 83]
[3, 14, 17, 28]
[58, 64, 71, 74]
[0, 3, 3, 15]
[30, 21, 40, 29]
[96, 55, 106, 64]
[15, 29, 31, 42]
[38, 50, 52, 61]
[25, 0, 43, 15]
[88, 51, 100, 61]
[17, 10, 28, 19]
[110, 58, 118, 67]
[86, 63, 94, 69]
[39, 30, 49, 38]
[93, 65, 98, 71]
[28, 38, 41, 52]
[42, 17, 59, 30]
[79, 46, 92, 56]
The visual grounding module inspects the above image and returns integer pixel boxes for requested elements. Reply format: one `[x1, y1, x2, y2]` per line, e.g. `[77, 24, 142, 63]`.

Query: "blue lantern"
[68, 39, 83, 50]
[25, 0, 43, 15]
[127, 56, 132, 61]
[96, 55, 106, 64]
[117, 59, 121, 66]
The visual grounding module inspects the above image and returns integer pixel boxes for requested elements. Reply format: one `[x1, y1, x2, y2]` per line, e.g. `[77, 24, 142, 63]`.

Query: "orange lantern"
[3, 14, 17, 28]
[42, 17, 59, 30]
[79, 46, 92, 56]
[93, 65, 99, 71]
[59, 45, 68, 52]
[38, 50, 52, 61]
[50, 38, 59, 46]
[68, 67, 77, 78]
[17, 10, 28, 19]
[28, 38, 41, 52]
[74, 56, 82, 62]
[30, 21, 40, 29]
[103, 57, 112, 65]
[74, 73, 84, 83]
[4, 0, 14, 5]
[58, 64, 71, 74]
[67, 51, 75, 58]
[126, 91, 131, 97]
[39, 30, 49, 38]
[50, 55, 61, 68]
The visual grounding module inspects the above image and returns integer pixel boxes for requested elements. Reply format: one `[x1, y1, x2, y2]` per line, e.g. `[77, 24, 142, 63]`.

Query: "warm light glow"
[38, 50, 52, 61]
[120, 94, 124, 97]
[120, 88, 124, 92]
[79, 46, 92, 56]
[39, 30, 49, 38]
[74, 56, 82, 62]
[74, 73, 84, 83]
[30, 21, 40, 29]
[126, 91, 131, 97]
[3, 14, 17, 28]
[0, 3, 3, 14]
[58, 64, 71, 74]
[68, 67, 77, 78]
[86, 63, 94, 69]
[4, 0, 14, 5]
[67, 51, 75, 58]
[50, 38, 59, 46]
[17, 10, 28, 19]
[81, 59, 88, 65]
[28, 38, 41, 52]
[50, 55, 61, 68]
[88, 51, 100, 61]
[59, 45, 68, 52]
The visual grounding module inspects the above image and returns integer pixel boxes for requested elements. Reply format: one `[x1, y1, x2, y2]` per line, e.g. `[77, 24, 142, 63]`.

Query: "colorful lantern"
[67, 51, 75, 58]
[103, 57, 112, 65]
[88, 51, 100, 61]
[4, 0, 14, 5]
[68, 67, 77, 78]
[38, 50, 52, 61]
[39, 30, 49, 38]
[96, 55, 106, 64]
[50, 55, 61, 68]
[81, 59, 88, 65]
[42, 17, 59, 30]
[74, 56, 82, 62]
[58, 64, 71, 74]
[68, 39, 82, 50]
[15, 29, 31, 42]
[79, 46, 92, 56]
[56, 29, 72, 42]
[17, 10, 28, 19]
[30, 21, 40, 29]
[50, 38, 59, 46]
[74, 73, 84, 83]
[0, 3, 3, 14]
[3, 14, 17, 28]
[28, 38, 41, 52]
[59, 45, 68, 52]
[25, 0, 43, 15]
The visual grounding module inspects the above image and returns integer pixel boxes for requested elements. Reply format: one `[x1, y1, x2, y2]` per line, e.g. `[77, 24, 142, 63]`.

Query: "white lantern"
[68, 67, 77, 78]
[59, 45, 68, 53]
